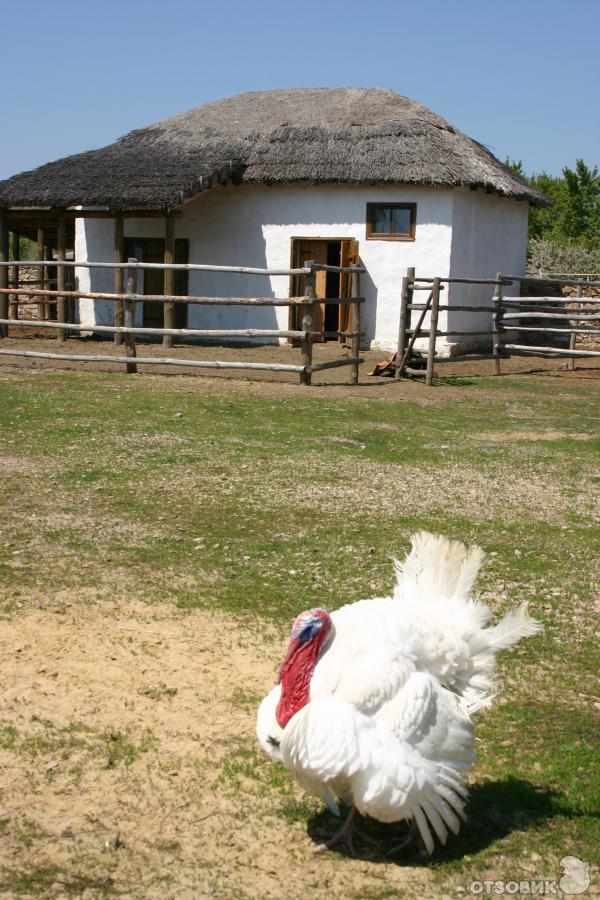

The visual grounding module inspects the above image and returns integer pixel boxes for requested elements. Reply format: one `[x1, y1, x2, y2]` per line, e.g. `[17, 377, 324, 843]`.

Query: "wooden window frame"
[365, 202, 417, 241]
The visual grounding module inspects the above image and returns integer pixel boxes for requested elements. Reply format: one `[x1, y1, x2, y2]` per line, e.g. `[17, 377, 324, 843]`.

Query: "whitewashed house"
[0, 88, 548, 353]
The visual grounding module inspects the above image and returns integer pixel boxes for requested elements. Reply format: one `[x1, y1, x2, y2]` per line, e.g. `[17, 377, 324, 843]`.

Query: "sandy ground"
[0, 602, 436, 899]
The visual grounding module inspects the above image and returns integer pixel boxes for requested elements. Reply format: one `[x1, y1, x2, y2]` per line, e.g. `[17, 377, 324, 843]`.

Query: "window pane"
[371, 207, 392, 233]
[391, 206, 412, 234]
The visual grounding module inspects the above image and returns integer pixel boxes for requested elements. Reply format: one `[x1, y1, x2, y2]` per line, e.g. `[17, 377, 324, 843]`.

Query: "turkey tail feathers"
[486, 603, 544, 651]
[461, 604, 543, 716]
[394, 530, 485, 605]
[393, 532, 543, 720]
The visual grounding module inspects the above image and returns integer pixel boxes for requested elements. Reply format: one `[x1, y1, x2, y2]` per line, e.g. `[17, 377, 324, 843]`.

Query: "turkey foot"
[386, 820, 427, 857]
[315, 806, 357, 855]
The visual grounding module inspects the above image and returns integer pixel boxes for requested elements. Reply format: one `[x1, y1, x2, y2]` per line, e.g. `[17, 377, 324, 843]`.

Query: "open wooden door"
[289, 239, 329, 341]
[338, 239, 359, 343]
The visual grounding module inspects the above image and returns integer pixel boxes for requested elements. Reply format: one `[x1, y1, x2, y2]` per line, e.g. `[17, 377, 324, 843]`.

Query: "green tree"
[560, 160, 600, 245]
[505, 158, 600, 250]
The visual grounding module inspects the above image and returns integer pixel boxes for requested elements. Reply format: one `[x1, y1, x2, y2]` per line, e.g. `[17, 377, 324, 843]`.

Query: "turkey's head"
[276, 608, 332, 727]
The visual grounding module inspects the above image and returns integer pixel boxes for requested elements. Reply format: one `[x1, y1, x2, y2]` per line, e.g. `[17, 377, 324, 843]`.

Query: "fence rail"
[0, 258, 313, 276]
[395, 272, 600, 383]
[7, 255, 599, 388]
[0, 259, 366, 276]
[0, 287, 351, 307]
[0, 257, 365, 385]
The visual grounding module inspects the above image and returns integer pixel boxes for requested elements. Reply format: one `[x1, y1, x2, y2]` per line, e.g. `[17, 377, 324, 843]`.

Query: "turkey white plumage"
[256, 531, 542, 854]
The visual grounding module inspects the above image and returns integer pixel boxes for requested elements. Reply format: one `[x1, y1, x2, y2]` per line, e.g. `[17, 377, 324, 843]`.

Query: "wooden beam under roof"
[4, 208, 181, 242]
[0, 213, 8, 335]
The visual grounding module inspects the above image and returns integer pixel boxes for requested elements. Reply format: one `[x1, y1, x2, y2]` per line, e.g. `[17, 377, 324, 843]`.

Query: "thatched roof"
[0, 88, 549, 211]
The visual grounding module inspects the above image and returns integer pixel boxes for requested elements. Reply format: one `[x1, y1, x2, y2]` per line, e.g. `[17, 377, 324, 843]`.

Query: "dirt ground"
[1, 337, 598, 898]
[0, 602, 441, 899]
[1, 331, 599, 395]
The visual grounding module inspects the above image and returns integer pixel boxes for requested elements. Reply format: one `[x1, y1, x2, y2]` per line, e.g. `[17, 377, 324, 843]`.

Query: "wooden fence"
[395, 271, 600, 383]
[0, 257, 365, 386]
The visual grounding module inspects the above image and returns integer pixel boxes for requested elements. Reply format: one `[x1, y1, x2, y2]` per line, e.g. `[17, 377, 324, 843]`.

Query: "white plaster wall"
[446, 190, 529, 352]
[76, 184, 454, 349]
[75, 218, 114, 327]
[75, 185, 528, 354]
[75, 217, 167, 328]
[181, 184, 453, 349]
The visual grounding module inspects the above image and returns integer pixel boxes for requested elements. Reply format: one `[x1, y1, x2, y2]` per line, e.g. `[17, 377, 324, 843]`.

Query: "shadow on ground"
[306, 778, 570, 864]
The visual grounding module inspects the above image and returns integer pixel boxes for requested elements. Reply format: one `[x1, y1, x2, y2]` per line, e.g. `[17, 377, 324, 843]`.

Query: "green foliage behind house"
[506, 158, 600, 274]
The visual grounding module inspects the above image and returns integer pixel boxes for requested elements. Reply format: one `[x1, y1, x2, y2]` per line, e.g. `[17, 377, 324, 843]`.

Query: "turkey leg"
[314, 806, 357, 854]
[386, 820, 427, 857]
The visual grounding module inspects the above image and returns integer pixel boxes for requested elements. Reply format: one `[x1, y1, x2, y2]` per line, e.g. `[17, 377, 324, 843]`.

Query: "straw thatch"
[0, 88, 549, 211]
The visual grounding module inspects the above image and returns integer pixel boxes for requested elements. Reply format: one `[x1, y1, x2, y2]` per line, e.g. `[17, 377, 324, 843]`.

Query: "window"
[366, 203, 416, 241]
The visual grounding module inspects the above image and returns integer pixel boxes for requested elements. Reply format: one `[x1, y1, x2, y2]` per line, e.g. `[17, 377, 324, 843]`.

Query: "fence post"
[163, 214, 176, 348]
[492, 272, 504, 375]
[395, 266, 414, 379]
[9, 231, 19, 320]
[124, 258, 138, 374]
[350, 266, 361, 384]
[56, 215, 67, 342]
[114, 215, 124, 345]
[425, 276, 441, 386]
[43, 241, 52, 320]
[300, 261, 315, 385]
[0, 213, 8, 337]
[36, 224, 45, 320]
[568, 285, 582, 371]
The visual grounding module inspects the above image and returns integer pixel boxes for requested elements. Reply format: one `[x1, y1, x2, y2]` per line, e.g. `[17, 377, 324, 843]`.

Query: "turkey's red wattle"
[276, 639, 321, 727]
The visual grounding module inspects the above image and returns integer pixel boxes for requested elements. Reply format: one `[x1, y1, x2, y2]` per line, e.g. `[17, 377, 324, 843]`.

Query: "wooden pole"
[56, 216, 67, 342]
[113, 216, 124, 345]
[492, 272, 504, 375]
[0, 348, 307, 372]
[568, 285, 582, 371]
[124, 259, 138, 374]
[0, 214, 8, 337]
[9, 231, 19, 320]
[425, 277, 441, 386]
[502, 310, 599, 321]
[0, 285, 353, 307]
[504, 344, 600, 358]
[0, 259, 319, 277]
[499, 296, 600, 306]
[44, 242, 53, 319]
[163, 215, 176, 348]
[36, 224, 45, 320]
[395, 266, 415, 379]
[350, 267, 361, 384]
[0, 319, 315, 339]
[397, 290, 434, 375]
[300, 261, 315, 385]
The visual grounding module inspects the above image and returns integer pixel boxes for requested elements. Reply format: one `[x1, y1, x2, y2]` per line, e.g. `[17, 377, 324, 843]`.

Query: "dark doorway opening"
[123, 237, 189, 331]
[289, 237, 359, 342]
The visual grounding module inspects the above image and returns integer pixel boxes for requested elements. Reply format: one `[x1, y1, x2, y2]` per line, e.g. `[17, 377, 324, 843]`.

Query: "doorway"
[123, 237, 189, 329]
[289, 238, 359, 342]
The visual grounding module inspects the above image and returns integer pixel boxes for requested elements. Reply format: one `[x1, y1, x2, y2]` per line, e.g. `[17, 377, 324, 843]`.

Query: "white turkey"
[256, 531, 542, 854]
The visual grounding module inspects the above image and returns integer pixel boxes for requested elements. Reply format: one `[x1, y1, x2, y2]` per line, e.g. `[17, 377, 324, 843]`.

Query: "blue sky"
[1, 0, 598, 181]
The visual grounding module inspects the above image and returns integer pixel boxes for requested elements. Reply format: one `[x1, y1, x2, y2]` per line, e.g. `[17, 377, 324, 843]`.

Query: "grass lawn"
[0, 366, 598, 898]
